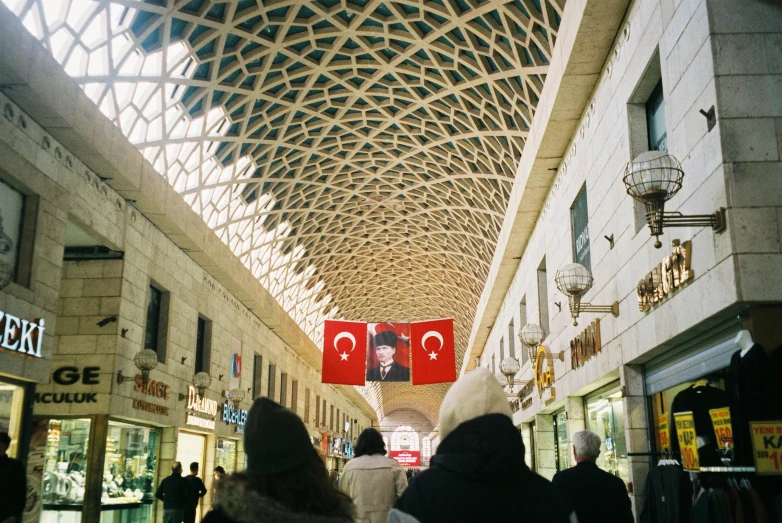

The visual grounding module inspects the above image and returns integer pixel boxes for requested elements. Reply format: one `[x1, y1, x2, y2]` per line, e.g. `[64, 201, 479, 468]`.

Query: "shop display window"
[0, 381, 25, 457]
[650, 370, 729, 467]
[554, 410, 569, 472]
[38, 418, 91, 523]
[99, 421, 159, 523]
[585, 383, 628, 482]
[216, 439, 238, 475]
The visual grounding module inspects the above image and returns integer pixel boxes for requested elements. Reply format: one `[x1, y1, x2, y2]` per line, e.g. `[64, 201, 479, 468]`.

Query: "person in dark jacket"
[390, 368, 575, 523]
[156, 461, 191, 523]
[202, 397, 354, 523]
[0, 432, 26, 523]
[184, 462, 207, 523]
[552, 430, 633, 523]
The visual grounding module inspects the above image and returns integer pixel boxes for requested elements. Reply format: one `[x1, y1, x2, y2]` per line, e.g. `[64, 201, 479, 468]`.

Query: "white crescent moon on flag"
[333, 331, 356, 353]
[421, 331, 444, 352]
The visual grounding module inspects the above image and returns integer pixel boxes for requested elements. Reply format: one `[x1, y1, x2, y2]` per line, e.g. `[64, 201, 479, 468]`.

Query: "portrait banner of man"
[366, 323, 410, 383]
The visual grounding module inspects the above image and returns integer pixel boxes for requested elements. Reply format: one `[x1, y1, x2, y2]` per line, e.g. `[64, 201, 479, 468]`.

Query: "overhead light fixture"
[117, 349, 159, 386]
[518, 323, 545, 365]
[555, 263, 618, 326]
[192, 372, 212, 399]
[499, 357, 522, 392]
[623, 151, 726, 248]
[226, 387, 246, 407]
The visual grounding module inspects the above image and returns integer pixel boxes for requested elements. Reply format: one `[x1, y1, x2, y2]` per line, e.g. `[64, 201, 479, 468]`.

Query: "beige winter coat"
[339, 454, 408, 523]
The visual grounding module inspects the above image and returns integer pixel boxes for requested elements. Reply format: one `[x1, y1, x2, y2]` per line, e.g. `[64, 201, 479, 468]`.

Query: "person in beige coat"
[340, 428, 407, 523]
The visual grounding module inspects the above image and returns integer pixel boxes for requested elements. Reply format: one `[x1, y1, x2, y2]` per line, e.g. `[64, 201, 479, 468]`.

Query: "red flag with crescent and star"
[410, 318, 456, 385]
[322, 319, 368, 385]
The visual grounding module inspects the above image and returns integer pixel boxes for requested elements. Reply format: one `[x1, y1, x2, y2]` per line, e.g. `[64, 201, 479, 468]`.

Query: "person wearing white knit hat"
[390, 368, 577, 523]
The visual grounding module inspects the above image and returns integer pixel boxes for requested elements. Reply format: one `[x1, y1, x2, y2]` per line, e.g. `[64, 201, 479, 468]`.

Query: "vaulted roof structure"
[3, 0, 565, 423]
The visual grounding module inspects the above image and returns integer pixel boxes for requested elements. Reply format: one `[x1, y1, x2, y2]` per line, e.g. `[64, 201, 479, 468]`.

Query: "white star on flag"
[340, 352, 349, 361]
[428, 351, 438, 360]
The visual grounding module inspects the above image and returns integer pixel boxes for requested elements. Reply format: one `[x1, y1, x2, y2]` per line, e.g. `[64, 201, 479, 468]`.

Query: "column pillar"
[565, 395, 586, 469]
[534, 413, 556, 480]
[83, 415, 109, 523]
[621, 364, 650, 521]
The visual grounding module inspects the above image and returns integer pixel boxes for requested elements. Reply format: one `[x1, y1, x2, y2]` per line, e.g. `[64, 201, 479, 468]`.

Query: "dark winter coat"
[392, 414, 575, 523]
[201, 475, 353, 523]
[0, 454, 26, 521]
[156, 473, 191, 510]
[365, 361, 409, 382]
[552, 461, 633, 523]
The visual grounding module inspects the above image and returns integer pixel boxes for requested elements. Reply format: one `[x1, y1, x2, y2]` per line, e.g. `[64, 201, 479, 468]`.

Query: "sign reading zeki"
[637, 239, 693, 312]
[0, 310, 45, 358]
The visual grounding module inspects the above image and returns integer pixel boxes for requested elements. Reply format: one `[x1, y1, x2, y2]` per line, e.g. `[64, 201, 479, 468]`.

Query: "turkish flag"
[411, 318, 456, 385]
[322, 320, 368, 385]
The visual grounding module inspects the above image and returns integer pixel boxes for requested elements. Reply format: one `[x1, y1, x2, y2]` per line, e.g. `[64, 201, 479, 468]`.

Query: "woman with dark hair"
[339, 428, 407, 523]
[202, 398, 353, 523]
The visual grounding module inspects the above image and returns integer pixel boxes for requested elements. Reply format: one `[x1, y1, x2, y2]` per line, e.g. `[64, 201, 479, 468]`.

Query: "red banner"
[410, 318, 456, 385]
[322, 320, 367, 385]
[366, 322, 411, 382]
[390, 450, 420, 466]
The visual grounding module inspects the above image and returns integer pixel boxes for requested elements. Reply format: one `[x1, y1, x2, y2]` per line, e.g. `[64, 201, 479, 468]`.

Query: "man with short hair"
[0, 432, 26, 523]
[213, 466, 225, 481]
[366, 331, 410, 382]
[552, 430, 633, 523]
[156, 461, 190, 523]
[184, 462, 207, 523]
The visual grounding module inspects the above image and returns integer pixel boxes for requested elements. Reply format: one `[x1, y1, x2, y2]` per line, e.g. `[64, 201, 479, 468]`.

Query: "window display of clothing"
[669, 383, 729, 467]
[640, 463, 692, 523]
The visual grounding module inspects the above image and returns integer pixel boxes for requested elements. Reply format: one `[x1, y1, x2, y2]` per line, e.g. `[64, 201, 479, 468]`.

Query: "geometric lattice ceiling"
[3, 0, 564, 422]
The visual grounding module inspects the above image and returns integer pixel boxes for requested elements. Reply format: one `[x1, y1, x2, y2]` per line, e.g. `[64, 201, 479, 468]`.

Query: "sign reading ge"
[35, 366, 101, 404]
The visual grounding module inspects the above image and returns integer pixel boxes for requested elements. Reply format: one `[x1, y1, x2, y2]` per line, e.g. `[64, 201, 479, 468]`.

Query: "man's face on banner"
[376, 344, 396, 364]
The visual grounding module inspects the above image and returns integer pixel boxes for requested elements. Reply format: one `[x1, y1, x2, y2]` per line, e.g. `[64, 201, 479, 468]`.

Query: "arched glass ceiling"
[3, 0, 564, 421]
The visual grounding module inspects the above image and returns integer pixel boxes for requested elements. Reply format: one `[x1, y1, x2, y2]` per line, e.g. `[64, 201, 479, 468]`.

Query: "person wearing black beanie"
[202, 398, 354, 523]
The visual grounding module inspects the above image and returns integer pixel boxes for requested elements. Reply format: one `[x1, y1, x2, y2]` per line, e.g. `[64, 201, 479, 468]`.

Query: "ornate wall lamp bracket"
[556, 263, 620, 326]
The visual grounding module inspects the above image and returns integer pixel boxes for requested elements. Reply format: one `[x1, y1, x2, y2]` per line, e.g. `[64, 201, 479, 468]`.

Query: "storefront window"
[554, 410, 568, 472]
[650, 370, 728, 467]
[0, 381, 25, 457]
[585, 383, 628, 482]
[38, 418, 91, 523]
[216, 439, 238, 474]
[100, 421, 159, 523]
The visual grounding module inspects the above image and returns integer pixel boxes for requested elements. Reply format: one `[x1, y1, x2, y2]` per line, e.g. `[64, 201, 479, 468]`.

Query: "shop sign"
[134, 375, 171, 400]
[35, 392, 98, 404]
[133, 398, 169, 416]
[222, 402, 248, 426]
[637, 240, 693, 312]
[35, 366, 102, 404]
[749, 421, 782, 475]
[390, 450, 420, 466]
[673, 411, 699, 471]
[571, 186, 591, 271]
[186, 412, 215, 430]
[658, 414, 670, 451]
[709, 408, 733, 449]
[187, 386, 218, 417]
[534, 346, 556, 404]
[0, 310, 45, 358]
[231, 353, 242, 378]
[519, 381, 535, 410]
[570, 319, 601, 369]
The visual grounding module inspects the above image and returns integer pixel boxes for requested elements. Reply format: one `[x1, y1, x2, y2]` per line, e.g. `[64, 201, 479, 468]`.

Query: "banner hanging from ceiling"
[321, 319, 455, 386]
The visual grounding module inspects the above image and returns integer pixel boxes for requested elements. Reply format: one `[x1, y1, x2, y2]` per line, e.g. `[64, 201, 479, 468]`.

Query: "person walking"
[339, 428, 407, 523]
[0, 432, 26, 523]
[184, 462, 207, 523]
[202, 397, 353, 523]
[552, 430, 633, 523]
[156, 461, 191, 523]
[213, 466, 226, 481]
[390, 368, 575, 523]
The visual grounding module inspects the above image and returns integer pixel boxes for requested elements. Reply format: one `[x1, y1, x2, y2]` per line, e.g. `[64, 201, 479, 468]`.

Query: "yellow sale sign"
[674, 412, 699, 471]
[709, 407, 733, 449]
[750, 421, 782, 475]
[658, 414, 670, 451]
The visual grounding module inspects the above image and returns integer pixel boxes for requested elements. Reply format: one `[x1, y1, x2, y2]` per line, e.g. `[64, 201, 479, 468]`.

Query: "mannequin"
[734, 329, 753, 357]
